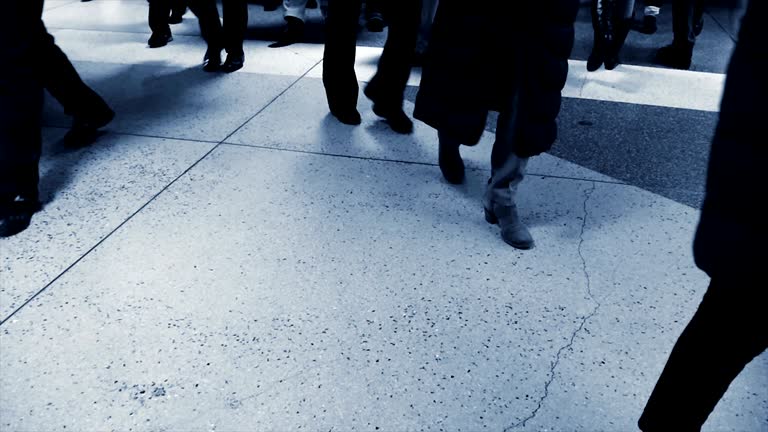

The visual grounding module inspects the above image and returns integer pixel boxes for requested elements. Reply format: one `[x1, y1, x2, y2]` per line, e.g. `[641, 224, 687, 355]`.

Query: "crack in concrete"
[505, 182, 600, 431]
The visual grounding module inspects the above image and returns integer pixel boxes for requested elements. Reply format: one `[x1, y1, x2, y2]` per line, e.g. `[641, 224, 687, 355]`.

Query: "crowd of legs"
[1, 2, 764, 431]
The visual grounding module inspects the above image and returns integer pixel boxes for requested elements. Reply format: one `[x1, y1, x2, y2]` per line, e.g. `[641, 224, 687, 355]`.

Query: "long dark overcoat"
[693, 0, 766, 278]
[413, 0, 579, 157]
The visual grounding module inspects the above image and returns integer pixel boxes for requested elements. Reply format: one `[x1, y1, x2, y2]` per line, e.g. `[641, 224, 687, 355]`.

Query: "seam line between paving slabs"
[41, 126, 222, 145]
[0, 60, 320, 327]
[221, 141, 628, 186]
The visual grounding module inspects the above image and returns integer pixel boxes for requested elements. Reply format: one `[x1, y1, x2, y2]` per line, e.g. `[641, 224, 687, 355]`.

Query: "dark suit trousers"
[673, 0, 705, 44]
[0, 1, 44, 199]
[222, 0, 248, 55]
[638, 276, 768, 431]
[322, 0, 420, 112]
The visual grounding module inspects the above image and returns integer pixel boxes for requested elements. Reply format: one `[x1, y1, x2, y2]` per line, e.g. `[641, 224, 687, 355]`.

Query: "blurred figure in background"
[414, 0, 578, 249]
[639, 0, 765, 430]
[633, 0, 662, 34]
[587, 0, 635, 71]
[1, 0, 114, 237]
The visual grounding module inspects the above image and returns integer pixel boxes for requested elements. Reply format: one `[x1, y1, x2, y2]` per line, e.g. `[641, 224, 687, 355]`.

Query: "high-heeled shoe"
[484, 202, 534, 250]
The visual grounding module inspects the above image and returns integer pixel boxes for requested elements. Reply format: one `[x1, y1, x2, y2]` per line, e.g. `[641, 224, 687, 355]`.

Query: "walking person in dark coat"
[414, 0, 579, 249]
[322, 0, 421, 134]
[639, 0, 765, 429]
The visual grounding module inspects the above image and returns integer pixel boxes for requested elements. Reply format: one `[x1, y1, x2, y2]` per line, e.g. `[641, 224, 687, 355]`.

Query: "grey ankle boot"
[484, 202, 534, 250]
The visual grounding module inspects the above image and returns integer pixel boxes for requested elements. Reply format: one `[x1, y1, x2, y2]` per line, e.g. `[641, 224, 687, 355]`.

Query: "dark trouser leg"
[187, 0, 224, 51]
[365, 0, 421, 108]
[223, 0, 248, 55]
[322, 0, 363, 112]
[0, 1, 44, 201]
[38, 24, 110, 119]
[483, 105, 533, 249]
[639, 276, 768, 431]
[148, 0, 172, 34]
[415, 0, 438, 54]
[485, 107, 528, 208]
[672, 0, 705, 45]
[171, 0, 187, 17]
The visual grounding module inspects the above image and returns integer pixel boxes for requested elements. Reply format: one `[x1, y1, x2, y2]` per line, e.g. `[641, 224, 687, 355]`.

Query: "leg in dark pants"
[186, 0, 225, 69]
[365, 0, 421, 109]
[148, 0, 173, 36]
[673, 0, 705, 45]
[39, 26, 111, 121]
[657, 0, 704, 69]
[322, 0, 364, 122]
[639, 276, 768, 431]
[170, 0, 187, 22]
[223, 0, 248, 56]
[0, 1, 45, 236]
[364, 0, 421, 133]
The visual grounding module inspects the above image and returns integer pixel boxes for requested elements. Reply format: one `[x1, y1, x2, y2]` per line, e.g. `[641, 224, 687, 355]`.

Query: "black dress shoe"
[221, 53, 245, 73]
[655, 43, 693, 70]
[64, 104, 115, 147]
[203, 49, 222, 72]
[269, 16, 305, 48]
[330, 108, 362, 125]
[148, 31, 173, 48]
[364, 85, 413, 134]
[438, 138, 465, 185]
[0, 194, 40, 238]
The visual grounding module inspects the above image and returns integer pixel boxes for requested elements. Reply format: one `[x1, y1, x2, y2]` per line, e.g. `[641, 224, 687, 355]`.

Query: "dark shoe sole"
[372, 106, 413, 134]
[148, 34, 173, 48]
[330, 109, 362, 126]
[221, 58, 244, 73]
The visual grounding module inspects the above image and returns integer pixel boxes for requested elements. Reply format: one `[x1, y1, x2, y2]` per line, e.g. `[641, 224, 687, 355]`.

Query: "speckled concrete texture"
[2, 3, 763, 430]
[514, 183, 768, 431]
[42, 62, 296, 142]
[2, 145, 765, 431]
[0, 129, 216, 321]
